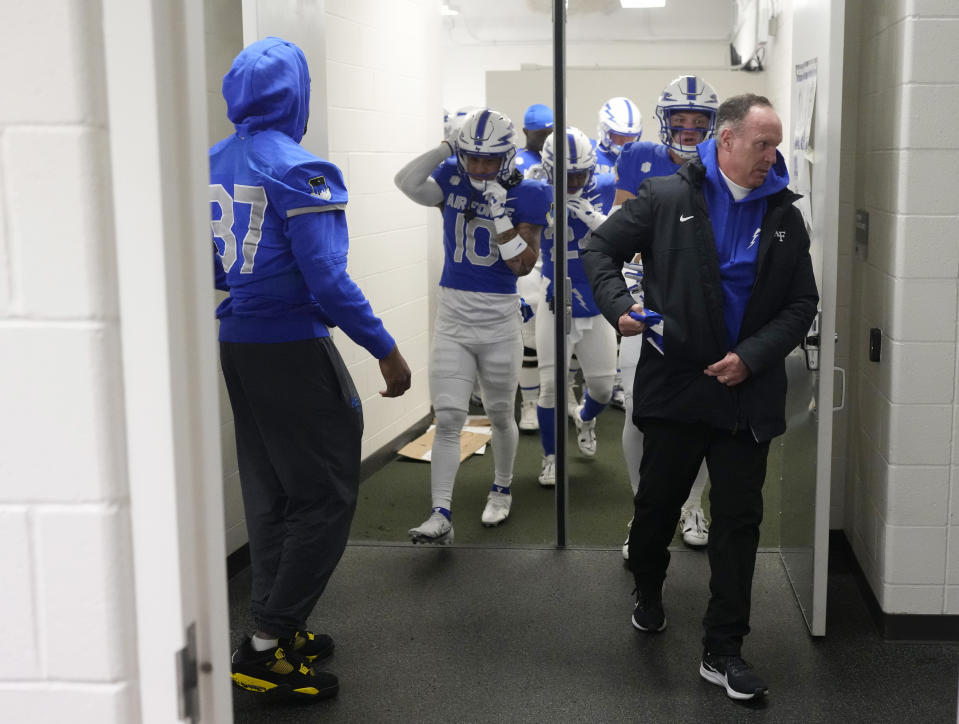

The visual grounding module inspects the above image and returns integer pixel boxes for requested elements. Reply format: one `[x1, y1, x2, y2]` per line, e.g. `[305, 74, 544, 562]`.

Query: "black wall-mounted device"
[869, 328, 882, 362]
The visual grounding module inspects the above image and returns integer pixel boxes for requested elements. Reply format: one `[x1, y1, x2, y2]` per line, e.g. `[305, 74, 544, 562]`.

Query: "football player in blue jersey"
[594, 97, 643, 176]
[612, 75, 721, 557]
[515, 103, 554, 433]
[528, 127, 619, 485]
[395, 108, 551, 542]
[613, 75, 720, 206]
[209, 38, 411, 700]
[594, 97, 641, 412]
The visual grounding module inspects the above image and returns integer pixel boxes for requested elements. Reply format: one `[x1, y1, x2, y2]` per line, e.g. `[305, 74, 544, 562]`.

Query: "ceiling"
[442, 0, 737, 45]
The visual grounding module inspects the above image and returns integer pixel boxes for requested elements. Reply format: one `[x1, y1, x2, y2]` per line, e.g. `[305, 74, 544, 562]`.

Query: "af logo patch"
[641, 161, 652, 173]
[450, 175, 461, 186]
[308, 175, 333, 200]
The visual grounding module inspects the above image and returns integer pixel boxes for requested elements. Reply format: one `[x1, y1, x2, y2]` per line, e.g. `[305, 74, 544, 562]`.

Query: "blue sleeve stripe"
[287, 203, 347, 217]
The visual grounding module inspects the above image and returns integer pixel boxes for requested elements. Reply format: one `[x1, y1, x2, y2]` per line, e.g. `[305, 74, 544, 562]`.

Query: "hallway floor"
[229, 542, 959, 722]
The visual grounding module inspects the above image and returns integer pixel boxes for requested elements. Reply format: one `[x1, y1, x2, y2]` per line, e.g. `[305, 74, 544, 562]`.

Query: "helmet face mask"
[596, 97, 642, 157]
[566, 169, 591, 195]
[542, 127, 596, 197]
[456, 108, 517, 189]
[655, 75, 720, 160]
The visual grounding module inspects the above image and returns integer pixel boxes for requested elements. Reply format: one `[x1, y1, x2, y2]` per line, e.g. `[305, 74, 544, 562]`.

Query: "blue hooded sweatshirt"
[209, 37, 394, 356]
[696, 138, 790, 347]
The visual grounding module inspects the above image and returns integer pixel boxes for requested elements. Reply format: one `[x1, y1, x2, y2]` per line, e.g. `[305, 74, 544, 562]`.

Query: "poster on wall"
[792, 58, 817, 230]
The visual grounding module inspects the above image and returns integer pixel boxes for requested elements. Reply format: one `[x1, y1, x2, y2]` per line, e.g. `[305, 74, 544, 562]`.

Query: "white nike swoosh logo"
[680, 214, 694, 222]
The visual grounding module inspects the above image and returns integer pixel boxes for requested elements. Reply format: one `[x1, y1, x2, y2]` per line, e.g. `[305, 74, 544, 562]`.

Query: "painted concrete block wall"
[441, 38, 731, 116]
[203, 0, 247, 555]
[843, 0, 959, 614]
[0, 0, 137, 719]
[324, 0, 438, 460]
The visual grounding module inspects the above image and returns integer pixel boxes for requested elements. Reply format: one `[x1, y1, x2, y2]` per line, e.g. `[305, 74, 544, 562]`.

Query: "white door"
[778, 0, 846, 637]
[102, 0, 233, 720]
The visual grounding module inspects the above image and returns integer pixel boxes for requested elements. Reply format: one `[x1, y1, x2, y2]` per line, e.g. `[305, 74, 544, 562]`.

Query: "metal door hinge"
[176, 622, 199, 723]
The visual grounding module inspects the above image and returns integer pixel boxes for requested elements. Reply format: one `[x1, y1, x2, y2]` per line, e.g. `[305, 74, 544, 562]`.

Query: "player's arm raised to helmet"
[393, 143, 447, 206]
[497, 221, 540, 277]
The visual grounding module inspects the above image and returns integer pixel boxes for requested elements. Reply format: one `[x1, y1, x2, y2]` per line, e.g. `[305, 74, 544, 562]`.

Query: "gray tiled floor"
[229, 545, 959, 723]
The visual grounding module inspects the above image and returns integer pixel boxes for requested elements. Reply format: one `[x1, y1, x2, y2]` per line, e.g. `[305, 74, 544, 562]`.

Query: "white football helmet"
[597, 97, 642, 156]
[446, 105, 478, 140]
[655, 75, 720, 159]
[541, 126, 596, 197]
[456, 108, 518, 188]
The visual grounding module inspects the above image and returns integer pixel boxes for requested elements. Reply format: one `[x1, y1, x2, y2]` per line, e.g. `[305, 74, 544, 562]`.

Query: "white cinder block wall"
[442, 39, 733, 114]
[0, 1, 137, 720]
[204, 0, 248, 559]
[843, 0, 959, 615]
[323, 0, 437, 460]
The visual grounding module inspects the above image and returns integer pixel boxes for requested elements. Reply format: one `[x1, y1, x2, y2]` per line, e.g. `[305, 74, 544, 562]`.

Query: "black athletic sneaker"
[231, 640, 339, 699]
[280, 630, 334, 662]
[631, 589, 667, 632]
[699, 651, 768, 700]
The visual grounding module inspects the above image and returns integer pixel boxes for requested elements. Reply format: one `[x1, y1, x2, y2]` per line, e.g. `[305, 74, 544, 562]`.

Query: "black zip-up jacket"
[582, 158, 819, 442]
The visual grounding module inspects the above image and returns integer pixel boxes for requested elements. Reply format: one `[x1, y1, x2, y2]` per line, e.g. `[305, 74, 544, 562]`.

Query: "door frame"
[779, 0, 846, 637]
[102, 0, 233, 720]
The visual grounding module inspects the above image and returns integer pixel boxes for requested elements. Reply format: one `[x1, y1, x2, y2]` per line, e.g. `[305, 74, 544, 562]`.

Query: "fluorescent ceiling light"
[620, 0, 666, 7]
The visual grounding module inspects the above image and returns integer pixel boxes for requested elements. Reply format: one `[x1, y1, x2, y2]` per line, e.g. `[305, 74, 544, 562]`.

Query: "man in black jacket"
[582, 94, 818, 701]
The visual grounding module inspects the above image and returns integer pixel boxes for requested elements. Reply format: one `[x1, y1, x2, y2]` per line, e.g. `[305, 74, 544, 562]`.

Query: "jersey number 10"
[452, 212, 499, 267]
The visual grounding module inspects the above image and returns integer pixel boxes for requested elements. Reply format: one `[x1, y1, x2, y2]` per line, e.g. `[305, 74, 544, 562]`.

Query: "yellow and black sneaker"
[280, 630, 335, 662]
[230, 640, 338, 700]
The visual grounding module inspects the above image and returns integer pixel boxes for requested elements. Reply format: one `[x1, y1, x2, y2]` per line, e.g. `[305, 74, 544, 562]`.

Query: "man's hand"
[566, 196, 607, 231]
[618, 303, 647, 336]
[704, 352, 751, 387]
[378, 345, 412, 397]
[444, 123, 460, 155]
[483, 181, 509, 219]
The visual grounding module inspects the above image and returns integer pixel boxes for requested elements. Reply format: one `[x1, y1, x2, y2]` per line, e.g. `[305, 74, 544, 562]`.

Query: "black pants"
[220, 337, 363, 639]
[627, 418, 769, 656]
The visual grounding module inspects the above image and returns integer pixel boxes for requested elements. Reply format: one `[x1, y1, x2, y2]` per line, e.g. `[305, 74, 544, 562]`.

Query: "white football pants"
[428, 330, 522, 511]
[535, 294, 617, 409]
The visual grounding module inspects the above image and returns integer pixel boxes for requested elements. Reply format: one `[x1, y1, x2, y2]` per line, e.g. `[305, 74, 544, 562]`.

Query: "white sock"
[251, 633, 278, 651]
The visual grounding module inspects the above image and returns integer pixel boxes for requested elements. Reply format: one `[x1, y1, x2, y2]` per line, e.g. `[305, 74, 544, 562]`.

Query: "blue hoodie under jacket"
[209, 37, 394, 357]
[697, 138, 790, 348]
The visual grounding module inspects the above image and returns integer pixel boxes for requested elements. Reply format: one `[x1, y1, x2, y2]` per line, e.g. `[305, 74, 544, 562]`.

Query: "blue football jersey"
[540, 173, 615, 317]
[614, 141, 680, 196]
[583, 171, 616, 214]
[515, 148, 541, 175]
[431, 159, 551, 294]
[209, 37, 393, 356]
[594, 142, 619, 176]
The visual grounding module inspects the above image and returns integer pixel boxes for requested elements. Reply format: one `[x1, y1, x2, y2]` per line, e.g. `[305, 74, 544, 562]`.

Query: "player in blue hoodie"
[210, 38, 411, 699]
[584, 94, 818, 701]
